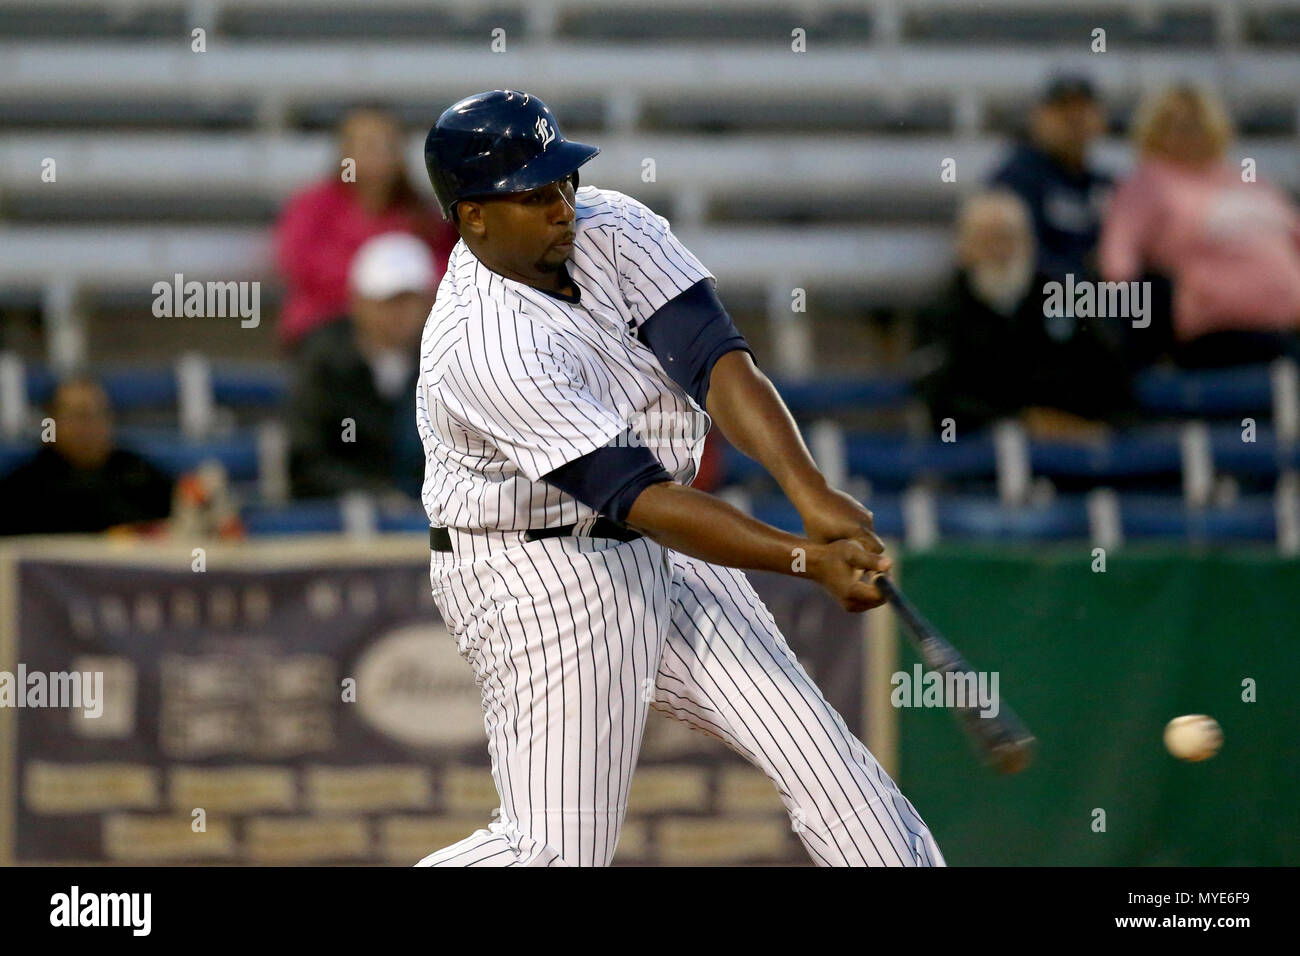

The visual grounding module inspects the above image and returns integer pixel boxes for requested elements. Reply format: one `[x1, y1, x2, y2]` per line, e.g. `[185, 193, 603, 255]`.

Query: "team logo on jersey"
[534, 116, 555, 148]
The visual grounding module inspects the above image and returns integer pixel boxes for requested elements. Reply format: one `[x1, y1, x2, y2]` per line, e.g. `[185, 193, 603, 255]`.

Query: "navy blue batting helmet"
[424, 90, 601, 221]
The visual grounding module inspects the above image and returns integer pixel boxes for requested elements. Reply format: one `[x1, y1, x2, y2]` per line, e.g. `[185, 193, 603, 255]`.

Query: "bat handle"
[873, 573, 899, 602]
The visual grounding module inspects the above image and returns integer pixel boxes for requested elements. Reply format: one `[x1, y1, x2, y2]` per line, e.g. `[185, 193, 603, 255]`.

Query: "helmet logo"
[534, 116, 555, 148]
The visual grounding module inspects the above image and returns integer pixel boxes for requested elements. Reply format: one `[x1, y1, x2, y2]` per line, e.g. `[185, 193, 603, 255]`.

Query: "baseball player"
[414, 90, 945, 867]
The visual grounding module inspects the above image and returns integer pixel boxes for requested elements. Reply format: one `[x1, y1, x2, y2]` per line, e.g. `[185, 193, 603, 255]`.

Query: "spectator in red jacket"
[274, 104, 456, 350]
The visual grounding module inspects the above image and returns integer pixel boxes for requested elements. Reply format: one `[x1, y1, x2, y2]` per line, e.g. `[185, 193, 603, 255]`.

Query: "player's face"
[461, 175, 577, 282]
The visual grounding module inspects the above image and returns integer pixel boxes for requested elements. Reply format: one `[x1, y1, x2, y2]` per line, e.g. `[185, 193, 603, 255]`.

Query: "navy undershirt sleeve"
[541, 281, 748, 523]
[542, 433, 673, 525]
[637, 279, 754, 407]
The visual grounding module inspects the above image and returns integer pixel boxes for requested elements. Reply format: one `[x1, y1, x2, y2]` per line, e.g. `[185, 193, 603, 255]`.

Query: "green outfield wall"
[896, 545, 1299, 866]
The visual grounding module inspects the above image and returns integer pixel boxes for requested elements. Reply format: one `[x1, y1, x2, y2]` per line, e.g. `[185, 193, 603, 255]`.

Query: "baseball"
[1163, 714, 1223, 761]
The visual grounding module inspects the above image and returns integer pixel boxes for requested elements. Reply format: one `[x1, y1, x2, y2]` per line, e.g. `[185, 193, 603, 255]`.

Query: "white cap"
[349, 232, 437, 300]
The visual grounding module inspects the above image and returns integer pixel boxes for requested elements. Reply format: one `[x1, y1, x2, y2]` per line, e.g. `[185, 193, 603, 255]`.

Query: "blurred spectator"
[274, 104, 455, 351]
[913, 191, 1132, 439]
[1100, 83, 1300, 368]
[990, 75, 1112, 281]
[0, 377, 173, 535]
[288, 233, 433, 501]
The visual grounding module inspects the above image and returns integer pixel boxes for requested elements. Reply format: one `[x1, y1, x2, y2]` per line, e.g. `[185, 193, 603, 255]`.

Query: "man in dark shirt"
[913, 192, 1132, 437]
[0, 377, 174, 535]
[989, 75, 1112, 282]
[288, 232, 436, 500]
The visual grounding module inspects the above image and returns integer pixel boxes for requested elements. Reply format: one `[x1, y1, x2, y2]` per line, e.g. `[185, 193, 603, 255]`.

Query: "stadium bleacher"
[10, 349, 1293, 545]
[1, 0, 1298, 549]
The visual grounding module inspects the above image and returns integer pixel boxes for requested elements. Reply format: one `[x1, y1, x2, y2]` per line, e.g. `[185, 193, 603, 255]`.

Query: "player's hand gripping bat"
[874, 575, 1037, 775]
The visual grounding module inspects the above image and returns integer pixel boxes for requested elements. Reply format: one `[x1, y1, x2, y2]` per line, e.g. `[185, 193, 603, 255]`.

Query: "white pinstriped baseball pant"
[416, 533, 945, 867]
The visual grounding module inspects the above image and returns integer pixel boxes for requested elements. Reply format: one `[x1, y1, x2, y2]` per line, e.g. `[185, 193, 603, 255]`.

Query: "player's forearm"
[703, 350, 830, 510]
[624, 480, 814, 576]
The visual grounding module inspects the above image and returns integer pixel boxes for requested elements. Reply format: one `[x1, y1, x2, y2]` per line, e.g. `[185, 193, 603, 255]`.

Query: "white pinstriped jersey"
[416, 186, 714, 532]
[412, 187, 946, 868]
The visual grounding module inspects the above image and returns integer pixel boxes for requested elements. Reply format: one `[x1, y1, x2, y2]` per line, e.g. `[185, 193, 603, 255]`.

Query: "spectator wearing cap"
[287, 232, 437, 501]
[1099, 83, 1300, 368]
[0, 377, 174, 535]
[274, 105, 457, 351]
[990, 75, 1112, 282]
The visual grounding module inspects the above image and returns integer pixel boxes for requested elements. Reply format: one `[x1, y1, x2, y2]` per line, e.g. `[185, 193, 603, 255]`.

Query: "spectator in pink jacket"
[274, 105, 457, 350]
[1100, 84, 1300, 367]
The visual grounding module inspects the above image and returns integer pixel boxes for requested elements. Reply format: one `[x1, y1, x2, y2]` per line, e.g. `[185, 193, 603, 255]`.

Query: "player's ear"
[457, 200, 487, 239]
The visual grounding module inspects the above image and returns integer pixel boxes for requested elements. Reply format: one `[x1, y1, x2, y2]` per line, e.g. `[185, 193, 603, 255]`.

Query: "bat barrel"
[877, 574, 1038, 776]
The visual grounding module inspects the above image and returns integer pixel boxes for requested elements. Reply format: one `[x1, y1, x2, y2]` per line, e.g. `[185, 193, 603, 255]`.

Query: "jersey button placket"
[586, 305, 628, 340]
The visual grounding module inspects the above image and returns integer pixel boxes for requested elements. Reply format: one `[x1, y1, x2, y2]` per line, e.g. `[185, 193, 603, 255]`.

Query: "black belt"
[429, 517, 642, 553]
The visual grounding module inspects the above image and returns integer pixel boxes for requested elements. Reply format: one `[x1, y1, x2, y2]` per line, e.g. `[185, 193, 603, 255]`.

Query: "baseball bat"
[874, 575, 1037, 775]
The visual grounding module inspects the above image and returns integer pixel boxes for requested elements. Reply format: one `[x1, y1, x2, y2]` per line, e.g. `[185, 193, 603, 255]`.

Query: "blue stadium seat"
[23, 360, 287, 412]
[768, 375, 912, 416]
[750, 491, 1086, 541]
[735, 365, 1276, 424]
[1134, 363, 1275, 417]
[241, 500, 344, 535]
[750, 495, 803, 536]
[750, 489, 1277, 544]
[866, 495, 906, 540]
[720, 443, 767, 483]
[1210, 425, 1300, 478]
[726, 431, 999, 489]
[844, 432, 998, 489]
[23, 364, 57, 405]
[1033, 424, 1299, 485]
[937, 495, 1090, 540]
[1030, 428, 1182, 480]
[241, 499, 428, 536]
[377, 508, 432, 533]
[25, 363, 176, 410]
[211, 362, 289, 408]
[25, 362, 176, 410]
[1120, 494, 1276, 541]
[0, 441, 38, 477]
[117, 426, 259, 480]
[3, 430, 261, 485]
[99, 366, 178, 410]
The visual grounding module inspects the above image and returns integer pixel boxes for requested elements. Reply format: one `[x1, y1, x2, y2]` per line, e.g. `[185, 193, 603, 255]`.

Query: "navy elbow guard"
[638, 279, 753, 407]
[542, 436, 673, 525]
